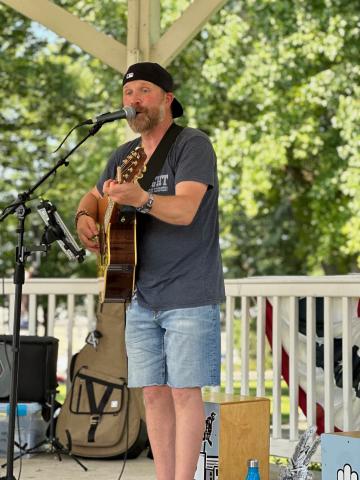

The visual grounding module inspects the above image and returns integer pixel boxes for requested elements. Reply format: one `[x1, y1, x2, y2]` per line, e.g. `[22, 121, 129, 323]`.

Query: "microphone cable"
[52, 119, 92, 154]
[52, 106, 136, 153]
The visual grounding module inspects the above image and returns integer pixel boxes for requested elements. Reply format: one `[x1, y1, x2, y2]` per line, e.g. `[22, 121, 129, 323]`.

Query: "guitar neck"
[101, 166, 122, 229]
[104, 198, 115, 232]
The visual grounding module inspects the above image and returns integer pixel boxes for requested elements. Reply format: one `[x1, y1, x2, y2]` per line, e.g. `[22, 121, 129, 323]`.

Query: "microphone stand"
[0, 122, 103, 480]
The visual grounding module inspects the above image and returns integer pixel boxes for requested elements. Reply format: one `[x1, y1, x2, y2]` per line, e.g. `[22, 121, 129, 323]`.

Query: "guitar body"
[97, 147, 146, 304]
[98, 200, 137, 303]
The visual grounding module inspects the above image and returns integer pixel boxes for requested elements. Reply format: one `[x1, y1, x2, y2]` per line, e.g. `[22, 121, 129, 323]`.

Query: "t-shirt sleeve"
[174, 133, 216, 189]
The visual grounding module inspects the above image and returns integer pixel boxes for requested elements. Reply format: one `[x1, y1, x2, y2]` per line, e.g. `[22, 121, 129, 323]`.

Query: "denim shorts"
[125, 299, 221, 388]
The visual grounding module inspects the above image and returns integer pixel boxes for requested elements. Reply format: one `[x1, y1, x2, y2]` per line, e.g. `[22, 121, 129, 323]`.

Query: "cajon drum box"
[195, 393, 270, 480]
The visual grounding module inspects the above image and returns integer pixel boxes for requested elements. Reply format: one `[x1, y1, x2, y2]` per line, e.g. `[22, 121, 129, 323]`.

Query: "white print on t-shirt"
[150, 174, 168, 193]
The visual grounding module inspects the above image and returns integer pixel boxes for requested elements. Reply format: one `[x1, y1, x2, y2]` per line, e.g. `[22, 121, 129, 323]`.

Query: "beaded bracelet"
[74, 209, 92, 228]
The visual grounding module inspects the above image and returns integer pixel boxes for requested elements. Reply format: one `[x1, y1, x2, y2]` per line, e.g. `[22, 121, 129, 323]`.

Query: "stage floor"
[0, 452, 320, 479]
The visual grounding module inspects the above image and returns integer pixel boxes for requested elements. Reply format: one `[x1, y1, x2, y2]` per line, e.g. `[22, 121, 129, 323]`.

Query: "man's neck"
[140, 117, 174, 153]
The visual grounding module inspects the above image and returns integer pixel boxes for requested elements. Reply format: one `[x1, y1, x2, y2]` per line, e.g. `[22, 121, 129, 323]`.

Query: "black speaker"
[0, 335, 58, 403]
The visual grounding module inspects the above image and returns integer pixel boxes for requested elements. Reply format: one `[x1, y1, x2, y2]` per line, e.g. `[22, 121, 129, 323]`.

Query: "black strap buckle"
[90, 414, 100, 425]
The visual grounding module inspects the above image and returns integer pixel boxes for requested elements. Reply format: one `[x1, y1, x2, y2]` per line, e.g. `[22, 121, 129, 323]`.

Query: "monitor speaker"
[0, 335, 59, 403]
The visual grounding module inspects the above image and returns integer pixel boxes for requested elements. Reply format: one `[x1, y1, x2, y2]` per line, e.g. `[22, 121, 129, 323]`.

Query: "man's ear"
[165, 91, 175, 107]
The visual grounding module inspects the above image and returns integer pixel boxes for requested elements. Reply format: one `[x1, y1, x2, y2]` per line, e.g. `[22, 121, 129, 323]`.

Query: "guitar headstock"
[116, 146, 147, 184]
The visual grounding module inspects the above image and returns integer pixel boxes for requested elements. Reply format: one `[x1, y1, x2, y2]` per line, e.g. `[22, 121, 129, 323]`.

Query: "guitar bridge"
[110, 264, 134, 274]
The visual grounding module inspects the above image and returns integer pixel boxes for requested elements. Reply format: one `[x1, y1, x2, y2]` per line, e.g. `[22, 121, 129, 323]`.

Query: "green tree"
[0, 2, 128, 278]
[181, 0, 360, 277]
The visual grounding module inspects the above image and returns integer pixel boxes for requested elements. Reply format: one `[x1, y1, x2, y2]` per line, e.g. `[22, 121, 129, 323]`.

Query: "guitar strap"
[137, 123, 184, 191]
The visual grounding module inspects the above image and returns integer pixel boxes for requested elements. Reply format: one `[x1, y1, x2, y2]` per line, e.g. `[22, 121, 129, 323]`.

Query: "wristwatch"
[136, 193, 154, 214]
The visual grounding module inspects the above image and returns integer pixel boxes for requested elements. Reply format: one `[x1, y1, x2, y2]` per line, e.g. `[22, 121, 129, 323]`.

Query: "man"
[75, 62, 225, 480]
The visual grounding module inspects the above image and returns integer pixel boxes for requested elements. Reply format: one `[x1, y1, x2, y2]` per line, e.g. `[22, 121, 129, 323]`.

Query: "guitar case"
[55, 302, 147, 458]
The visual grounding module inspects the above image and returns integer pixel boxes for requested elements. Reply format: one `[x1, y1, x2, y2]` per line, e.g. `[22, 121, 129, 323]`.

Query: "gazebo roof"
[1, 0, 228, 72]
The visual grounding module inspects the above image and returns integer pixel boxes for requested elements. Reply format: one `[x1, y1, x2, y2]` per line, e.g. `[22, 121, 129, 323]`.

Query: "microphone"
[91, 106, 136, 124]
[54, 106, 137, 153]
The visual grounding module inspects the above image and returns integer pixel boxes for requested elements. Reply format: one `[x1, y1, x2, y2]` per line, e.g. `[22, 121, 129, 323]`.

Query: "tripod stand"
[2, 391, 87, 471]
[0, 121, 104, 480]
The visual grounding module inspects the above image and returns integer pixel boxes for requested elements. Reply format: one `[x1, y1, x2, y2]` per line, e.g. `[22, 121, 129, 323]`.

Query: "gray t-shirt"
[96, 126, 225, 310]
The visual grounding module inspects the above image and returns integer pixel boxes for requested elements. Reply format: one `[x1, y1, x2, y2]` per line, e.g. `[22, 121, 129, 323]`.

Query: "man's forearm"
[148, 194, 200, 226]
[77, 191, 99, 221]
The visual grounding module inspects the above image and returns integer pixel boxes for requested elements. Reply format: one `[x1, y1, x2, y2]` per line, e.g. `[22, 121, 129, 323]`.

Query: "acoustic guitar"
[98, 146, 147, 303]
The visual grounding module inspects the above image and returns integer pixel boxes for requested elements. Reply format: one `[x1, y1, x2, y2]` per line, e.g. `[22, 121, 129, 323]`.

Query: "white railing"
[225, 275, 360, 460]
[1, 274, 360, 461]
[0, 278, 99, 383]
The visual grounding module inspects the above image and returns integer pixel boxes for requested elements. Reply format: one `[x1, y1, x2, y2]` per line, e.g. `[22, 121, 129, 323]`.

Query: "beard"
[127, 103, 166, 133]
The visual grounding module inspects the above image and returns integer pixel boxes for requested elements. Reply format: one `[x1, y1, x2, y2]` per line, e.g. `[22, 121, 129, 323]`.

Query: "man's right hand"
[77, 215, 99, 253]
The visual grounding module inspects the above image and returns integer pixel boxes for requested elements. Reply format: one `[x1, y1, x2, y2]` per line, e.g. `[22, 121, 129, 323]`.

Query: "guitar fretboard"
[104, 197, 115, 232]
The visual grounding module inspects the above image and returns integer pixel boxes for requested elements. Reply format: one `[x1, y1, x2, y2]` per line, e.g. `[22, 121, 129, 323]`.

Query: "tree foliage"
[0, 1, 128, 277]
[173, 0, 360, 276]
[0, 0, 359, 280]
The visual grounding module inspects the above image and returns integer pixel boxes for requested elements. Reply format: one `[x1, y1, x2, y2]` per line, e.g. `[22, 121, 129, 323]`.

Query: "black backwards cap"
[122, 62, 183, 118]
